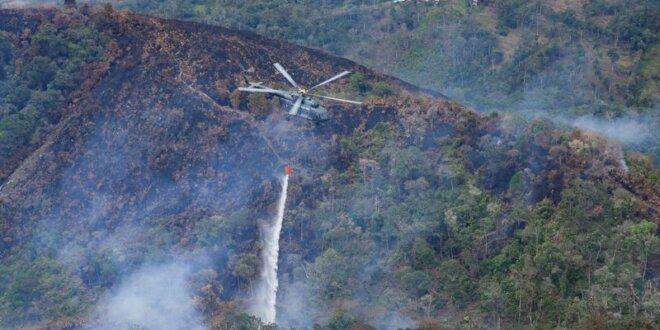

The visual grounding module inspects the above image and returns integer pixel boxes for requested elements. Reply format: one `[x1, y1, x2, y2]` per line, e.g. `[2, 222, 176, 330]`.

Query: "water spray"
[251, 166, 291, 323]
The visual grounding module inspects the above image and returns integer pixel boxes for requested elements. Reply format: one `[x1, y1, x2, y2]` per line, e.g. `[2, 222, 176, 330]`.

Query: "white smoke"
[572, 115, 654, 145]
[376, 312, 417, 330]
[251, 175, 288, 324]
[276, 280, 313, 329]
[91, 262, 207, 330]
[0, 0, 56, 8]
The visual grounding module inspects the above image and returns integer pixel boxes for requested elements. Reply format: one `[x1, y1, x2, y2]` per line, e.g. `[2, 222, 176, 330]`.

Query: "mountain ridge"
[0, 5, 657, 329]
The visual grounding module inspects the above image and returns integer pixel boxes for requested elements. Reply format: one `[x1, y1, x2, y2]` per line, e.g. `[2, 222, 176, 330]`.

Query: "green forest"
[0, 24, 108, 181]
[275, 120, 660, 329]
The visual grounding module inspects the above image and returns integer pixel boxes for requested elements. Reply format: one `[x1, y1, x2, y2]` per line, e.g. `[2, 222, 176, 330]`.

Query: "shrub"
[0, 116, 32, 156]
[348, 72, 370, 95]
[508, 170, 523, 192]
[325, 311, 357, 330]
[30, 28, 70, 58]
[248, 93, 270, 117]
[1, 83, 31, 109]
[370, 81, 395, 97]
[390, 146, 430, 180]
[0, 256, 86, 325]
[0, 35, 11, 65]
[21, 56, 57, 90]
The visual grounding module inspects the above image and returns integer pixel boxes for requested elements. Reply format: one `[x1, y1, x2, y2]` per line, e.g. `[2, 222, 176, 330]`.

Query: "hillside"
[90, 0, 659, 113]
[0, 5, 658, 330]
[80, 0, 660, 162]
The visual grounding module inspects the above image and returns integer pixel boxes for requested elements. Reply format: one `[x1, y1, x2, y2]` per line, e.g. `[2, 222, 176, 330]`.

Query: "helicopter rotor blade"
[307, 93, 362, 105]
[238, 86, 283, 94]
[288, 96, 304, 116]
[273, 63, 298, 88]
[308, 71, 351, 91]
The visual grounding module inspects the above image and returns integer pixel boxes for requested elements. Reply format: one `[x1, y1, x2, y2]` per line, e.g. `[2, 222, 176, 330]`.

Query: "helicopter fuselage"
[262, 89, 329, 122]
[278, 93, 329, 122]
[239, 63, 360, 123]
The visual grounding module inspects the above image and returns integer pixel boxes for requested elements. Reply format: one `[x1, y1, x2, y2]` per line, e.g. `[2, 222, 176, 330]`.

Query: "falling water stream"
[252, 175, 289, 323]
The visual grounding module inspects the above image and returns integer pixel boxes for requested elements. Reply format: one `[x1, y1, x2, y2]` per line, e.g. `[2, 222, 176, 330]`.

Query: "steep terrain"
[0, 6, 658, 330]
[87, 0, 659, 112]
[82, 0, 660, 160]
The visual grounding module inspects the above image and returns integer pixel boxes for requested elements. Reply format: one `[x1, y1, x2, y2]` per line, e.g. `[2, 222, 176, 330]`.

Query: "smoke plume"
[572, 115, 655, 145]
[90, 262, 207, 330]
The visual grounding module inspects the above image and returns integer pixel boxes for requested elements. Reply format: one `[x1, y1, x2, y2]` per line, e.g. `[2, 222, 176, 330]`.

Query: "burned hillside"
[0, 6, 657, 329]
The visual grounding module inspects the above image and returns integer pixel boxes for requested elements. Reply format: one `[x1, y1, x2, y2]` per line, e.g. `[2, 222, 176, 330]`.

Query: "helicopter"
[238, 63, 362, 122]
